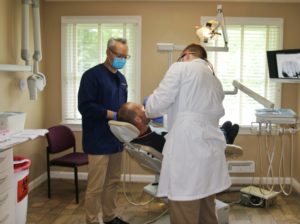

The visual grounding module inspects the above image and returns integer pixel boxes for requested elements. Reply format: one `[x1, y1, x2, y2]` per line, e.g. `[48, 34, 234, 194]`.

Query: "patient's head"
[118, 102, 150, 135]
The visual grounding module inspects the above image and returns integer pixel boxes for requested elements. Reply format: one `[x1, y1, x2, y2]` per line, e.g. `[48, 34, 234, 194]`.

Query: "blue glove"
[143, 96, 163, 124]
[113, 112, 118, 121]
[152, 116, 164, 124]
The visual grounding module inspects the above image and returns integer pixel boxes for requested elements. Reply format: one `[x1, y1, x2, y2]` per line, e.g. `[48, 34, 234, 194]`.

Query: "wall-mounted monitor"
[267, 49, 300, 83]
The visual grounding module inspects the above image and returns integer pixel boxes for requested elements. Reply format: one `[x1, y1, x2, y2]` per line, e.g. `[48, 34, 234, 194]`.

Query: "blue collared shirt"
[78, 63, 128, 155]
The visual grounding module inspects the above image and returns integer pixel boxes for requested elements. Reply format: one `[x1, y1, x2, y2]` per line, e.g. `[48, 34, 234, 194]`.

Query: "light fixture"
[156, 5, 229, 67]
[195, 20, 221, 43]
[195, 5, 228, 52]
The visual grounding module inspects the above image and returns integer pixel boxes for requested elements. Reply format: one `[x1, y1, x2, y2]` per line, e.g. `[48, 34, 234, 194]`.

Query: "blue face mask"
[112, 57, 126, 69]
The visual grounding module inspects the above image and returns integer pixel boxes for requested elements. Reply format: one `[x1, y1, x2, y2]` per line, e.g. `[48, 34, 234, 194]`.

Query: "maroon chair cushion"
[51, 152, 88, 167]
[46, 125, 76, 153]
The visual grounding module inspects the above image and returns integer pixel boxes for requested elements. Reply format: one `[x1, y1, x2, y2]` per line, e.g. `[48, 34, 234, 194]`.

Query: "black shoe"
[221, 121, 232, 132]
[104, 217, 129, 224]
[228, 124, 239, 144]
[221, 121, 232, 144]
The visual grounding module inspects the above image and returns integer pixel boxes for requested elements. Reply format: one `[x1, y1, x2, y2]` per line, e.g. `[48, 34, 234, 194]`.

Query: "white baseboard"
[231, 176, 292, 185]
[50, 171, 156, 183]
[50, 171, 88, 180]
[30, 171, 300, 194]
[29, 172, 47, 192]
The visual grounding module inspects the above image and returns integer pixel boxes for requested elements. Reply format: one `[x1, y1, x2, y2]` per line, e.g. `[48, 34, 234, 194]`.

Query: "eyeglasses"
[177, 51, 197, 62]
[109, 48, 131, 60]
[177, 54, 185, 62]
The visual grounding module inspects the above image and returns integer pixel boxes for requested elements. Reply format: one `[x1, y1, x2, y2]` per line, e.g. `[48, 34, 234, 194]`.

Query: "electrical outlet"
[227, 161, 255, 173]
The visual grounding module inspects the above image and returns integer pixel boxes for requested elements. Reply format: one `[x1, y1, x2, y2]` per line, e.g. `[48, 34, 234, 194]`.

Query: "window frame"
[60, 16, 142, 130]
[201, 17, 283, 134]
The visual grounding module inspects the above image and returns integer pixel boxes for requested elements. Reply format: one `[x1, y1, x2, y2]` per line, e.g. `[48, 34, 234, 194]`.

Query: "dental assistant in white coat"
[145, 44, 231, 224]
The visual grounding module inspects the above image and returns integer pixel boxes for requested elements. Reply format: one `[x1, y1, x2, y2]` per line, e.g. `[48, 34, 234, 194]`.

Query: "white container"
[0, 112, 26, 137]
[14, 156, 31, 224]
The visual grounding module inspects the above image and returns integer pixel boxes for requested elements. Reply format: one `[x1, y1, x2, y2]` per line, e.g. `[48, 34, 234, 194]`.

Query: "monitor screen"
[267, 49, 300, 82]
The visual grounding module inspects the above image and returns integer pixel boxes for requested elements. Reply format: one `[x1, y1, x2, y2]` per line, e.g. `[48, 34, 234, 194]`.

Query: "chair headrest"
[108, 120, 140, 143]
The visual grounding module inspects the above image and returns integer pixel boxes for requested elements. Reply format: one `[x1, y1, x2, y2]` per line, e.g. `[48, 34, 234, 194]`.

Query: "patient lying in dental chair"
[117, 102, 239, 153]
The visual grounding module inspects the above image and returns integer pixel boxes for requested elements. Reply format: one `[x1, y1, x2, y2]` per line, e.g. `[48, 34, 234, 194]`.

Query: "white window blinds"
[202, 17, 283, 125]
[61, 16, 141, 123]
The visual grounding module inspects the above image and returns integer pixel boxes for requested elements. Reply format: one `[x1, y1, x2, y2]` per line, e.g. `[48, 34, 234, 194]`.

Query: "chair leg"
[74, 167, 79, 204]
[47, 157, 51, 199]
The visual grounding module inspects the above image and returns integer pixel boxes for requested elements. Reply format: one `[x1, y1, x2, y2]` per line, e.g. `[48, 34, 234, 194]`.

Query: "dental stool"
[108, 120, 243, 224]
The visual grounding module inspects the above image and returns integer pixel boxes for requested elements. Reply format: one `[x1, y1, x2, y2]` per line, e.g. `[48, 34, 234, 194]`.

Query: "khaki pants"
[85, 153, 122, 224]
[169, 195, 218, 224]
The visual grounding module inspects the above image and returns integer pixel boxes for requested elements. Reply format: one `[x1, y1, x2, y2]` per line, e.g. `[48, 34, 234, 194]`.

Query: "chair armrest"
[225, 144, 243, 158]
[130, 143, 163, 161]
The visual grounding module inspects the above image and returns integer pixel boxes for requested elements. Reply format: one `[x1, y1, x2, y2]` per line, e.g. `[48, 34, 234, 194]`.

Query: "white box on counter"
[0, 112, 26, 137]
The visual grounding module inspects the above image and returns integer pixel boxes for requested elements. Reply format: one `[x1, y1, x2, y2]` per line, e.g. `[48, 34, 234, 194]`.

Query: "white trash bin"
[14, 156, 31, 224]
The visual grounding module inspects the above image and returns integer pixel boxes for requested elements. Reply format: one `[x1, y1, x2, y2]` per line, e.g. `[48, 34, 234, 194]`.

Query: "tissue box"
[0, 112, 26, 137]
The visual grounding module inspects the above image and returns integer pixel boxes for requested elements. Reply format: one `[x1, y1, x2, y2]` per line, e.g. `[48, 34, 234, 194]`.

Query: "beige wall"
[0, 0, 46, 180]
[42, 1, 300, 124]
[0, 0, 299, 183]
[297, 86, 300, 182]
[42, 1, 300, 180]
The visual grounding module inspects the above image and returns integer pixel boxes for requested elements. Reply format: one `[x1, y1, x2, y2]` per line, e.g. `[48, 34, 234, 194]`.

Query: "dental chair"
[109, 120, 243, 224]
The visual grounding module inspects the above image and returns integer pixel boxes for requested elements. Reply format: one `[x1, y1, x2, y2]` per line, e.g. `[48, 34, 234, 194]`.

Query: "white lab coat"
[146, 58, 231, 201]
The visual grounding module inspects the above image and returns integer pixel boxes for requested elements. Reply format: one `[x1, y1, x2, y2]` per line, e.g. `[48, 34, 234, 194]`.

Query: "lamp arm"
[21, 0, 31, 65]
[216, 4, 228, 48]
[32, 0, 42, 75]
[32, 0, 42, 62]
[232, 80, 275, 109]
[224, 87, 238, 95]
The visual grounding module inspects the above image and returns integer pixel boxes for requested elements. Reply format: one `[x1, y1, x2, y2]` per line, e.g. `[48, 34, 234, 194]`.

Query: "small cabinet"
[0, 149, 15, 224]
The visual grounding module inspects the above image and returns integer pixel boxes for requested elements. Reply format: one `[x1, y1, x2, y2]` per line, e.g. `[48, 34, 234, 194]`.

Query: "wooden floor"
[27, 179, 300, 224]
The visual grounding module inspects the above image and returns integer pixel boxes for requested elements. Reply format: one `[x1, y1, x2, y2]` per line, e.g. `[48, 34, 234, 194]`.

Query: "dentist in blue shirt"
[78, 38, 130, 224]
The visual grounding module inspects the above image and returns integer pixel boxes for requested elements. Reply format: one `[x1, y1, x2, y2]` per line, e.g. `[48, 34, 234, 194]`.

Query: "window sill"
[238, 126, 257, 135]
[60, 121, 82, 132]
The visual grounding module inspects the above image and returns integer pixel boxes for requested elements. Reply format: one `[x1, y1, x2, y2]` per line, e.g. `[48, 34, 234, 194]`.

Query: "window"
[202, 17, 283, 126]
[61, 16, 141, 123]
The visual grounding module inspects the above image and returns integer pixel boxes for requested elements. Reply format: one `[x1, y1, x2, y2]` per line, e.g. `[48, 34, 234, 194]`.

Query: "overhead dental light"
[156, 5, 229, 67]
[195, 5, 228, 52]
[195, 20, 220, 43]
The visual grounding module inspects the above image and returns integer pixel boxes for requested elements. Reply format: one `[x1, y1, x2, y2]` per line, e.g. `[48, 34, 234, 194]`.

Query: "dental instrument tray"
[255, 108, 297, 124]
